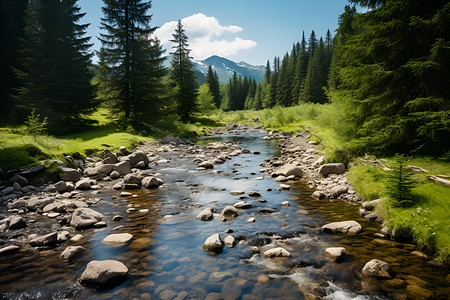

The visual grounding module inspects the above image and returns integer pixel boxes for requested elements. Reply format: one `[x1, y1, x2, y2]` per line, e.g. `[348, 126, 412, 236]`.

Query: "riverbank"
[1, 124, 448, 299]
[211, 107, 450, 263]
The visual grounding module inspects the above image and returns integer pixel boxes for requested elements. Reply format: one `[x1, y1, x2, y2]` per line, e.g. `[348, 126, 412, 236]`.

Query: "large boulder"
[197, 208, 214, 221]
[202, 233, 223, 253]
[141, 176, 163, 189]
[123, 174, 141, 186]
[321, 220, 362, 234]
[273, 164, 303, 178]
[79, 260, 129, 289]
[221, 206, 239, 218]
[83, 164, 113, 178]
[330, 185, 349, 198]
[59, 167, 82, 182]
[70, 208, 104, 229]
[324, 247, 346, 261]
[102, 233, 133, 244]
[319, 163, 346, 177]
[8, 216, 27, 230]
[75, 178, 96, 190]
[362, 259, 395, 278]
[125, 151, 149, 168]
[60, 246, 85, 261]
[27, 197, 54, 211]
[263, 247, 292, 258]
[30, 232, 58, 247]
[113, 161, 131, 176]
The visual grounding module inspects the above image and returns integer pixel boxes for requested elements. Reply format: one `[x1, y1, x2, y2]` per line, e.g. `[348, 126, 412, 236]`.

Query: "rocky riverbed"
[0, 125, 448, 299]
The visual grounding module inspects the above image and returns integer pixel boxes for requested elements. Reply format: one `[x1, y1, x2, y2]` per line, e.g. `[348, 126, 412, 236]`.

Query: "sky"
[78, 0, 357, 66]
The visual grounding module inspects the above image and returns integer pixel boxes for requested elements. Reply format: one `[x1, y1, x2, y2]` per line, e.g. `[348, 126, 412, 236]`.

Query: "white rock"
[224, 235, 236, 247]
[79, 260, 129, 287]
[321, 220, 362, 234]
[102, 233, 133, 244]
[61, 246, 85, 260]
[202, 233, 223, 253]
[263, 247, 292, 258]
[362, 259, 395, 278]
[324, 247, 346, 261]
[196, 208, 213, 221]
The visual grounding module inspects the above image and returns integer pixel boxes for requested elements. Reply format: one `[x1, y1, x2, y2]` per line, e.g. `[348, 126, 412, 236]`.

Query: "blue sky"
[79, 0, 356, 65]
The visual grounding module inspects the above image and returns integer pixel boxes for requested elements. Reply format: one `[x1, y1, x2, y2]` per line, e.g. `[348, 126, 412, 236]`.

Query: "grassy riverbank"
[0, 108, 221, 171]
[211, 104, 450, 263]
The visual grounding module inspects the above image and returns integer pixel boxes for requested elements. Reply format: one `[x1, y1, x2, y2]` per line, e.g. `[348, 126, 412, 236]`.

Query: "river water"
[0, 131, 448, 299]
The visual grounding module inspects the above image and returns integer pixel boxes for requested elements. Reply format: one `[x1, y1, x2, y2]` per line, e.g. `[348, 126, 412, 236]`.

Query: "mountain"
[193, 55, 265, 84]
[163, 55, 265, 85]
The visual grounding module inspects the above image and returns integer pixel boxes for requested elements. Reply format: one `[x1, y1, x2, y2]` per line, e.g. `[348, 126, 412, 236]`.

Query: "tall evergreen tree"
[308, 30, 318, 57]
[335, 0, 450, 155]
[264, 60, 271, 83]
[0, 0, 27, 118]
[301, 37, 328, 103]
[170, 20, 198, 121]
[292, 31, 310, 102]
[99, 0, 164, 126]
[266, 56, 279, 108]
[205, 65, 221, 108]
[16, 0, 95, 133]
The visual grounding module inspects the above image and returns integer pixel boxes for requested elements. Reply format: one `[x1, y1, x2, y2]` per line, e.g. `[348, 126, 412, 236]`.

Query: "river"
[0, 130, 448, 299]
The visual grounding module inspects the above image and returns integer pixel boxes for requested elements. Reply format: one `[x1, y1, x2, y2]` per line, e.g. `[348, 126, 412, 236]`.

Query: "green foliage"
[348, 157, 450, 262]
[25, 109, 48, 137]
[205, 66, 221, 108]
[170, 20, 198, 122]
[334, 1, 450, 156]
[385, 155, 417, 207]
[15, 0, 96, 134]
[197, 84, 216, 114]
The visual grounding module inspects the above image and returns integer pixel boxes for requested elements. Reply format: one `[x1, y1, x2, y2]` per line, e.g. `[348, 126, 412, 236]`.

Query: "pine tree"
[292, 31, 310, 102]
[276, 53, 289, 106]
[264, 60, 271, 83]
[170, 20, 198, 121]
[386, 155, 416, 208]
[197, 83, 216, 113]
[335, 0, 450, 156]
[0, 0, 27, 118]
[253, 82, 264, 110]
[99, 0, 163, 126]
[266, 57, 279, 108]
[205, 65, 221, 108]
[301, 37, 328, 103]
[308, 30, 318, 57]
[16, 0, 95, 134]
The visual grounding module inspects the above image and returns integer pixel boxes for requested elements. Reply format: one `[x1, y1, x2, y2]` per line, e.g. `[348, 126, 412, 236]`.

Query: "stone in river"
[30, 232, 58, 247]
[70, 208, 104, 229]
[280, 184, 290, 190]
[102, 233, 133, 244]
[198, 161, 214, 169]
[8, 216, 26, 230]
[0, 245, 20, 255]
[275, 175, 288, 182]
[263, 247, 292, 258]
[281, 201, 290, 207]
[233, 201, 253, 209]
[324, 247, 346, 262]
[79, 260, 129, 289]
[361, 259, 395, 278]
[224, 235, 236, 247]
[312, 191, 326, 200]
[230, 190, 245, 196]
[61, 246, 85, 261]
[259, 208, 275, 214]
[321, 220, 362, 234]
[247, 217, 256, 223]
[330, 185, 348, 198]
[248, 191, 261, 197]
[202, 233, 223, 254]
[196, 208, 214, 221]
[274, 164, 303, 178]
[221, 206, 239, 217]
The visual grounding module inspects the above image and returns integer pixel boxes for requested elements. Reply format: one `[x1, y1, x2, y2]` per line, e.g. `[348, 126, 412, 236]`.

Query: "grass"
[0, 108, 223, 173]
[348, 157, 450, 262]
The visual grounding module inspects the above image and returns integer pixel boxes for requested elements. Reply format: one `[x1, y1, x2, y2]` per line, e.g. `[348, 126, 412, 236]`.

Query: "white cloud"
[154, 13, 257, 60]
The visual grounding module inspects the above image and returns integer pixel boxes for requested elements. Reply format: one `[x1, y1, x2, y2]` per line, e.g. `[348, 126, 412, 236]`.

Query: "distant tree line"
[219, 30, 335, 111]
[0, 0, 199, 134]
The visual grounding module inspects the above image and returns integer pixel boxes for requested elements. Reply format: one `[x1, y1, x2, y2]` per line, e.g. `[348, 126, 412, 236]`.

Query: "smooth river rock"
[319, 163, 346, 177]
[202, 233, 223, 254]
[79, 260, 129, 288]
[362, 259, 395, 278]
[30, 232, 58, 247]
[324, 247, 346, 261]
[102, 233, 133, 244]
[221, 206, 239, 218]
[61, 246, 85, 260]
[274, 164, 303, 178]
[321, 220, 362, 234]
[70, 208, 104, 229]
[196, 208, 214, 221]
[263, 247, 292, 258]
